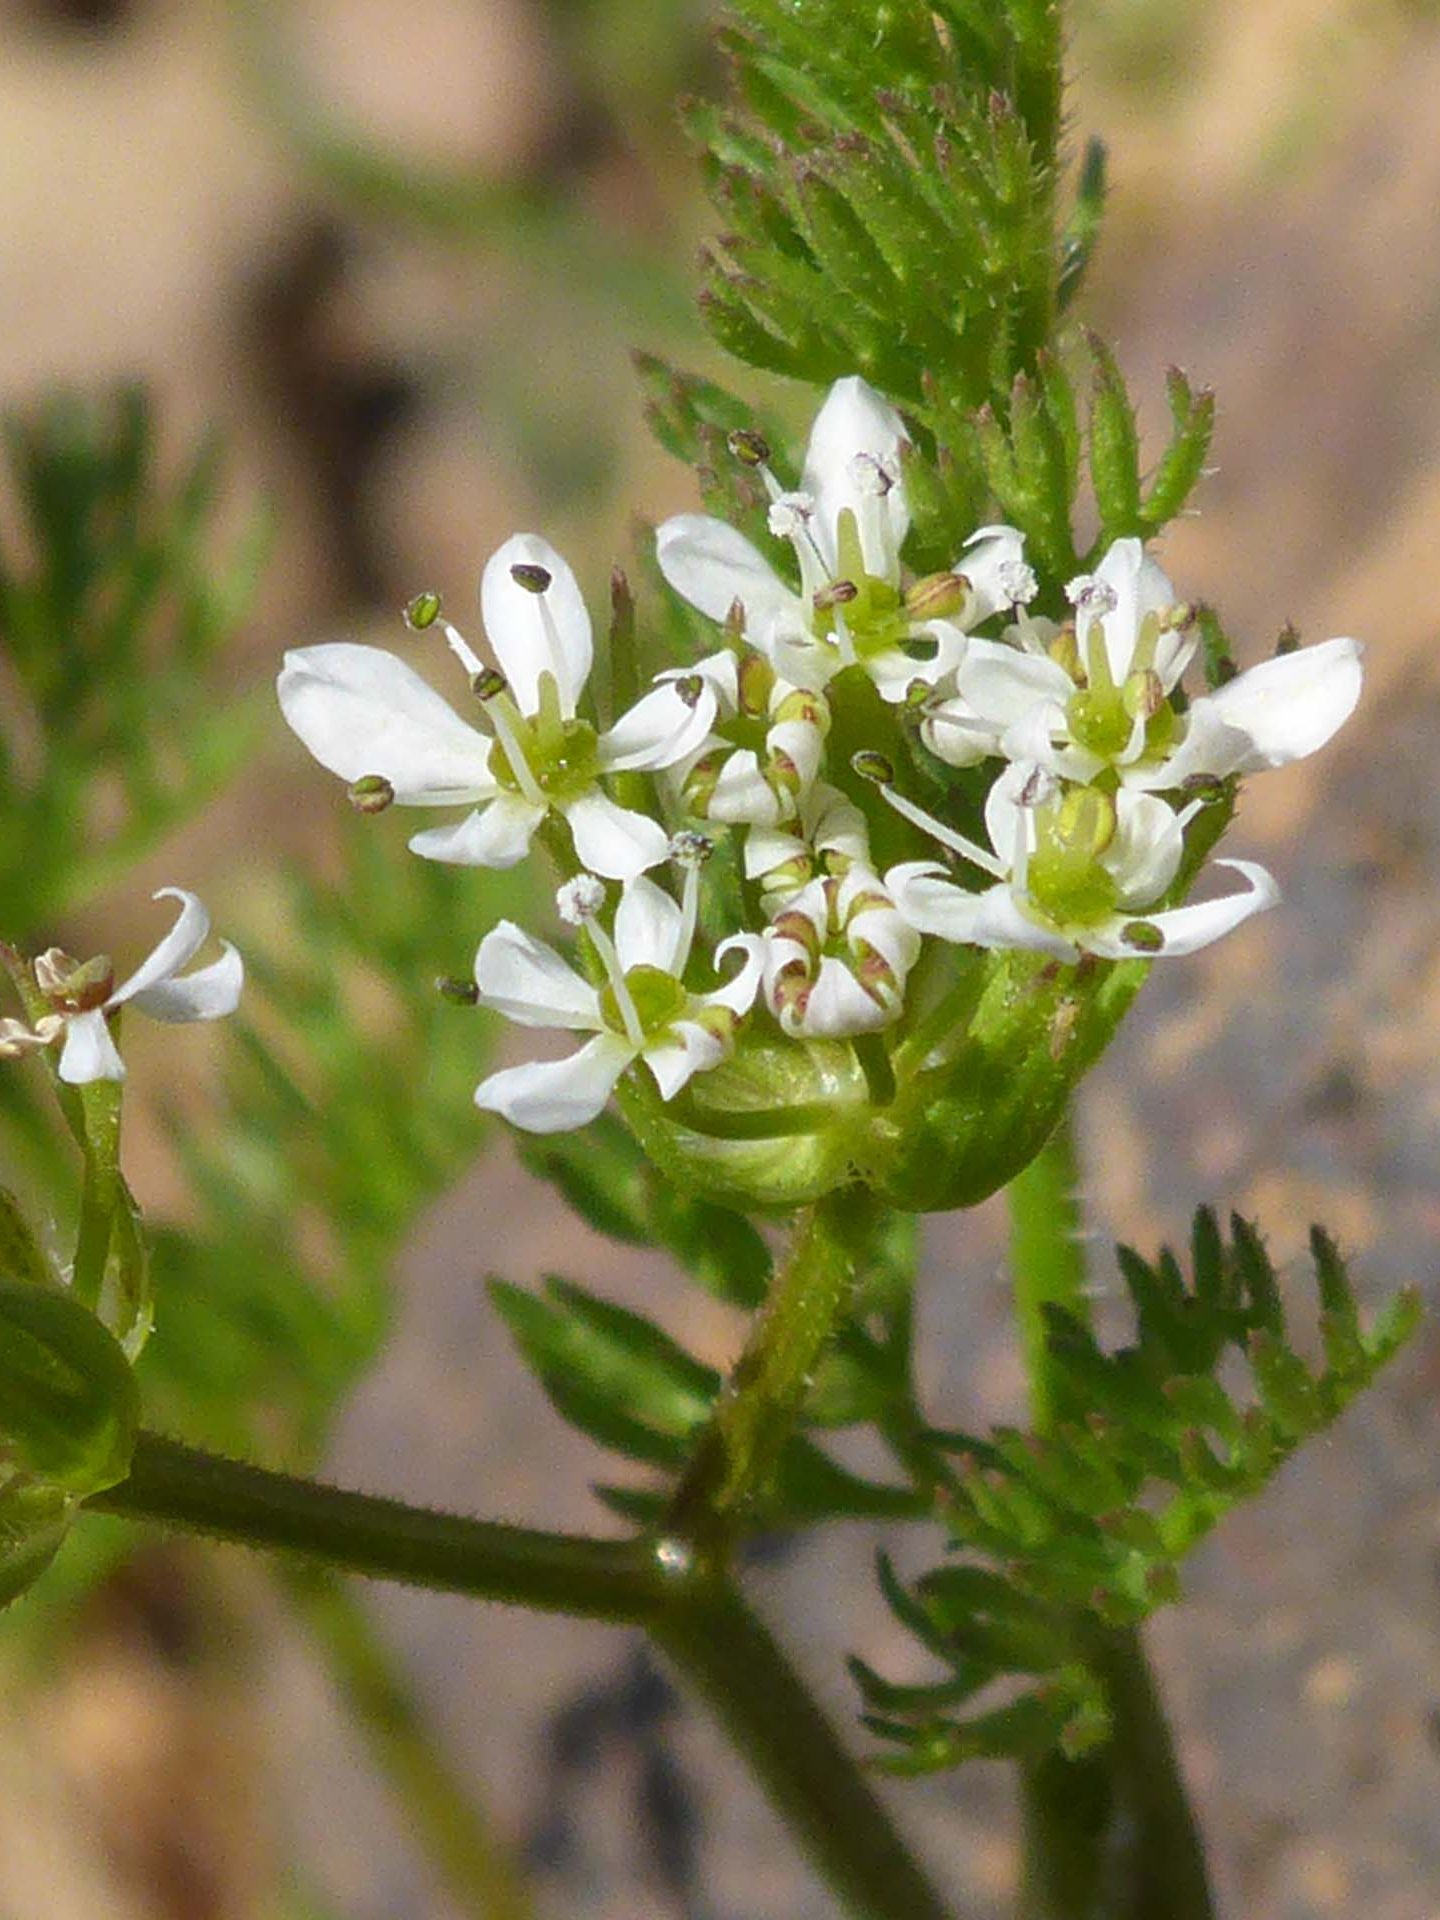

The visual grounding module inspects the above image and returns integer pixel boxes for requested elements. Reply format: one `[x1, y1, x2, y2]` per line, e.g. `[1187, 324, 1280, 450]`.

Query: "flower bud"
[905, 572, 970, 621]
[0, 1483, 71, 1611]
[35, 949, 114, 1013]
[0, 1278, 139, 1496]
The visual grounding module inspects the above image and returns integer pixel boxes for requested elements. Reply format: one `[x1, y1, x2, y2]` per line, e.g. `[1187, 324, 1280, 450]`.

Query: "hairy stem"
[664, 1185, 871, 1558]
[282, 1566, 536, 1920]
[1007, 1120, 1214, 1920]
[92, 1432, 668, 1622]
[658, 1582, 955, 1920]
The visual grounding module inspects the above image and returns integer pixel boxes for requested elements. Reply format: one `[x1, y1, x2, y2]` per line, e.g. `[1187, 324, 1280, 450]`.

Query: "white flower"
[655, 376, 1031, 700]
[884, 762, 1278, 962]
[472, 869, 763, 1134]
[928, 537, 1363, 790]
[661, 648, 829, 827]
[277, 534, 715, 881]
[760, 866, 920, 1037]
[13, 889, 244, 1084]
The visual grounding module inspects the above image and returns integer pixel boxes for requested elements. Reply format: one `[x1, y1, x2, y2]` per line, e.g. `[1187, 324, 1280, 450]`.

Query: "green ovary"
[488, 716, 599, 804]
[601, 965, 688, 1040]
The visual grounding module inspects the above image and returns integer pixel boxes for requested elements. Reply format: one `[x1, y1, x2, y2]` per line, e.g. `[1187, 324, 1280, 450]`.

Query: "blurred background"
[2, 1, 1439, 1915]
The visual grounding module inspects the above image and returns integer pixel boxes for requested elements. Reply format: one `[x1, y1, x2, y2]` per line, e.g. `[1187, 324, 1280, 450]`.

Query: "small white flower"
[12, 889, 244, 1084]
[884, 762, 1278, 962]
[472, 870, 763, 1134]
[655, 375, 1031, 701]
[934, 537, 1363, 791]
[743, 781, 871, 906]
[760, 866, 920, 1037]
[278, 535, 716, 881]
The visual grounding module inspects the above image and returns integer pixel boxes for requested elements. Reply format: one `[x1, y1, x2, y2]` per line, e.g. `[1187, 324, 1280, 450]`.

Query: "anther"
[348, 774, 396, 815]
[470, 666, 508, 704]
[672, 673, 707, 710]
[727, 427, 771, 467]
[851, 750, 895, 786]
[813, 579, 859, 612]
[1120, 921, 1165, 953]
[403, 591, 443, 631]
[510, 563, 552, 596]
[436, 975, 480, 1005]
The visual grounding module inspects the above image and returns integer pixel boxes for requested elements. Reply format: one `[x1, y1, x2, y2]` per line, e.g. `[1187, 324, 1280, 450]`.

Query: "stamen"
[830, 604, 857, 668]
[556, 874, 607, 926]
[998, 558, 1039, 608]
[586, 917, 645, 1049]
[767, 491, 816, 539]
[850, 753, 1007, 878]
[347, 774, 395, 814]
[480, 694, 547, 809]
[509, 563, 553, 595]
[670, 837, 711, 974]
[438, 617, 485, 680]
[403, 590, 443, 631]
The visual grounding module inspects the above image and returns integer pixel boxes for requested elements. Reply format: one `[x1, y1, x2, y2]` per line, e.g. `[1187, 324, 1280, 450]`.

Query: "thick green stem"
[1007, 1121, 1214, 1920]
[93, 1433, 953, 1920]
[92, 1432, 668, 1623]
[664, 1186, 871, 1557]
[658, 1582, 955, 1920]
[282, 1566, 536, 1920]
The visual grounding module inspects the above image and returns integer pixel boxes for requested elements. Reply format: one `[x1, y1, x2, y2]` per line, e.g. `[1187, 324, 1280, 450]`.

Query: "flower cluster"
[278, 377, 1361, 1137]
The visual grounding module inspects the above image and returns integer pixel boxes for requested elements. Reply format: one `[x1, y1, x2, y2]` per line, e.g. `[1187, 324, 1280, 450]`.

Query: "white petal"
[1093, 538, 1177, 682]
[848, 903, 921, 978]
[767, 715, 824, 795]
[481, 534, 592, 719]
[886, 863, 1077, 957]
[1120, 701, 1251, 791]
[130, 944, 244, 1024]
[982, 759, 1042, 873]
[709, 935, 767, 1014]
[706, 750, 786, 826]
[475, 1034, 632, 1133]
[1000, 701, 1105, 784]
[108, 888, 210, 1007]
[656, 514, 799, 629]
[1084, 859, 1280, 959]
[614, 875, 684, 973]
[473, 922, 601, 1030]
[1105, 791, 1185, 907]
[562, 790, 670, 880]
[801, 376, 910, 576]
[408, 795, 546, 867]
[1204, 637, 1363, 772]
[644, 1022, 726, 1101]
[959, 635, 1075, 727]
[277, 644, 494, 802]
[744, 823, 806, 881]
[788, 957, 891, 1036]
[57, 1010, 126, 1084]
[957, 525, 1027, 625]
[599, 679, 717, 773]
[921, 696, 1001, 770]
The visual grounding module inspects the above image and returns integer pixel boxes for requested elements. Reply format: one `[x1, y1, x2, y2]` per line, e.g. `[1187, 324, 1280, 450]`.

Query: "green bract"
[0, 1276, 140, 1496]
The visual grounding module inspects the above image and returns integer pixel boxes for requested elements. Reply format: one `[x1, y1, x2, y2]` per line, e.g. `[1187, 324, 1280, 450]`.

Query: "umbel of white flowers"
[0, 889, 243, 1083]
[277, 374, 1363, 1136]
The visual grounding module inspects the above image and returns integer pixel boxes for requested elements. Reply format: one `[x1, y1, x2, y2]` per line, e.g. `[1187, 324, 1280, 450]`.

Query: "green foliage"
[862, 1213, 1422, 1772]
[0, 386, 267, 936]
[139, 833, 528, 1465]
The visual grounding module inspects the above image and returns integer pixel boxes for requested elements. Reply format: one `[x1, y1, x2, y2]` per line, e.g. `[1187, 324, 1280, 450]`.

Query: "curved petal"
[801, 376, 910, 577]
[481, 534, 592, 719]
[886, 863, 1077, 957]
[1205, 637, 1363, 772]
[787, 956, 892, 1036]
[957, 524, 1027, 624]
[130, 944, 244, 1024]
[644, 1022, 726, 1101]
[744, 822, 806, 881]
[706, 750, 786, 826]
[710, 935, 767, 1014]
[959, 635, 1075, 726]
[562, 789, 670, 880]
[277, 644, 494, 802]
[614, 874, 684, 973]
[108, 888, 210, 1008]
[475, 1033, 632, 1133]
[408, 795, 545, 868]
[599, 679, 718, 773]
[473, 922, 601, 1030]
[1085, 859, 1280, 959]
[656, 514, 799, 629]
[57, 1009, 126, 1084]
[1106, 791, 1185, 907]
[983, 760, 1045, 875]
[1120, 700, 1251, 791]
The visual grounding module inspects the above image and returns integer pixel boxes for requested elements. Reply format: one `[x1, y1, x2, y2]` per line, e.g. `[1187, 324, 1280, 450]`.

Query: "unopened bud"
[403, 590, 443, 631]
[736, 650, 776, 716]
[510, 563, 552, 595]
[0, 1277, 139, 1495]
[905, 571, 969, 620]
[347, 774, 395, 815]
[724, 598, 748, 644]
[727, 427, 771, 467]
[851, 750, 895, 786]
[436, 975, 480, 1006]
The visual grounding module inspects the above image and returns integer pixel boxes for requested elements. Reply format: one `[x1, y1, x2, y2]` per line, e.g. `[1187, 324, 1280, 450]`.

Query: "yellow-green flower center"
[1027, 787, 1120, 928]
[600, 964, 688, 1040]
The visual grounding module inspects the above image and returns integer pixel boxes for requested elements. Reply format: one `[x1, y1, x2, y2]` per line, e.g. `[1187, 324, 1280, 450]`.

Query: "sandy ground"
[2, 1, 1440, 1915]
